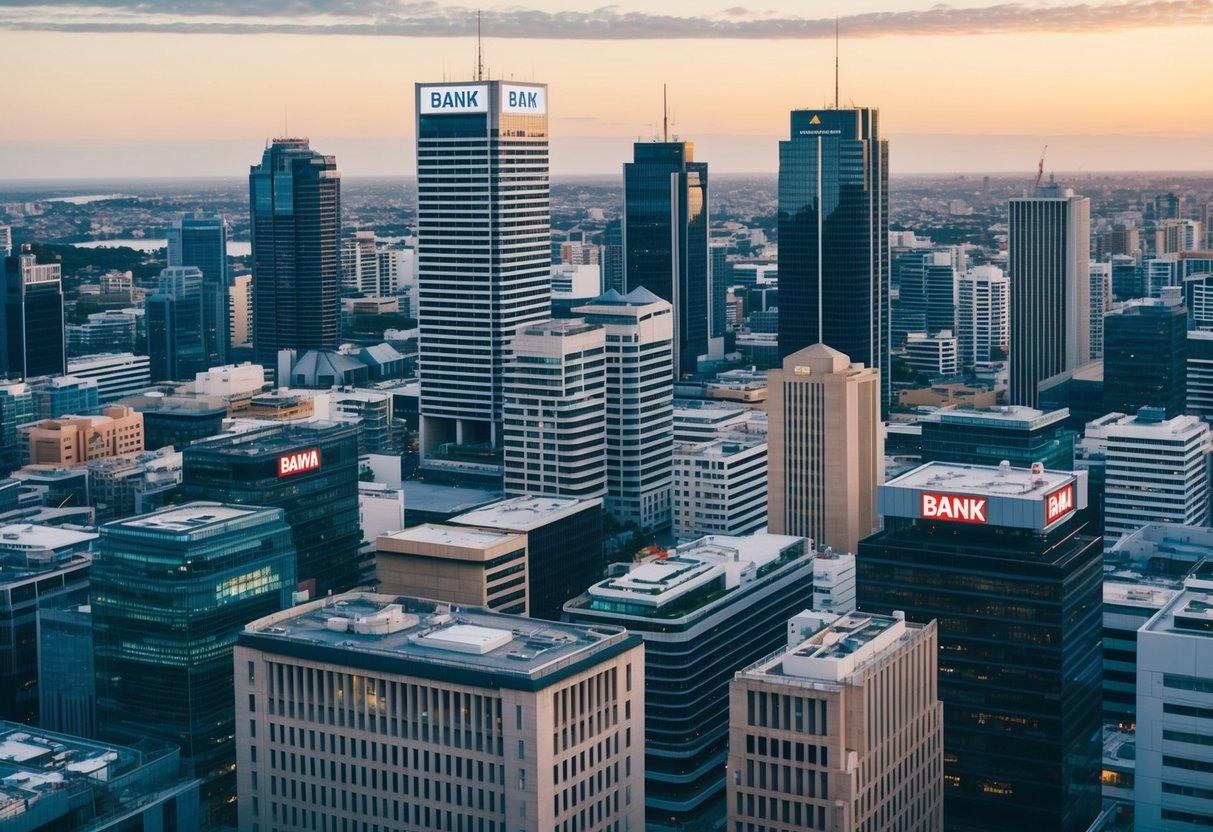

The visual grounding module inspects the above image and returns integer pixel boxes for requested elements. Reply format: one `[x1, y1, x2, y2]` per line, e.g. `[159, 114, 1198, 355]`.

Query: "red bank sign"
[921, 492, 988, 524]
[278, 448, 320, 477]
[1045, 483, 1075, 525]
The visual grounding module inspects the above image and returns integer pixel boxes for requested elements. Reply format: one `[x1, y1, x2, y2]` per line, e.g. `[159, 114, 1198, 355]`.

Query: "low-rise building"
[672, 438, 767, 540]
[24, 405, 144, 466]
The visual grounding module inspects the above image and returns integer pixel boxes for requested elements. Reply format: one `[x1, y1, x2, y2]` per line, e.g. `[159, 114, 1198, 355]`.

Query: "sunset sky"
[2, 0, 1211, 178]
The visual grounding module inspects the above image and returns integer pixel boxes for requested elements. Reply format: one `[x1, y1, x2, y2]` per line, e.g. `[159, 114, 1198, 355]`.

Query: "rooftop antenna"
[834, 17, 839, 109]
[476, 10, 484, 81]
[663, 84, 669, 142]
[1034, 145, 1048, 192]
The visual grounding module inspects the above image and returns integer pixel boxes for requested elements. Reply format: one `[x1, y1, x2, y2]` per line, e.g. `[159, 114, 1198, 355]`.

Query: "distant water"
[45, 194, 130, 205]
[72, 239, 252, 257]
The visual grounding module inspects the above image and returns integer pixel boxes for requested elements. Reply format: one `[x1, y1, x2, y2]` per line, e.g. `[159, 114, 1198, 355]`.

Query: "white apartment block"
[503, 319, 607, 500]
[1103, 410, 1213, 543]
[956, 264, 1009, 370]
[673, 438, 767, 540]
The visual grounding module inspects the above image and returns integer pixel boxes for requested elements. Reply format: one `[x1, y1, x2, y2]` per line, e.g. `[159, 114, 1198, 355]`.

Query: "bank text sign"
[420, 85, 489, 114]
[921, 492, 988, 524]
[279, 448, 320, 477]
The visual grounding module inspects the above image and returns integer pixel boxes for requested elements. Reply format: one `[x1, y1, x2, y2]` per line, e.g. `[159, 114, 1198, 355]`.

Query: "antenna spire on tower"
[834, 17, 840, 109]
[663, 84, 669, 142]
[476, 10, 484, 81]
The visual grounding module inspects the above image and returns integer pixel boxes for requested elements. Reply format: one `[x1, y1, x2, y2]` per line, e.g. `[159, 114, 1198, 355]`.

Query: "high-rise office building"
[767, 343, 882, 555]
[415, 81, 550, 458]
[1103, 296, 1188, 418]
[858, 462, 1102, 832]
[1089, 261, 1112, 360]
[249, 138, 340, 369]
[0, 523, 93, 723]
[37, 601, 96, 736]
[503, 319, 607, 500]
[574, 288, 674, 529]
[0, 381, 34, 475]
[710, 241, 728, 340]
[623, 141, 710, 377]
[340, 229, 380, 295]
[230, 273, 252, 348]
[728, 612, 944, 832]
[778, 108, 889, 408]
[3, 244, 66, 380]
[897, 248, 956, 338]
[1008, 182, 1091, 407]
[673, 437, 767, 539]
[1135, 562, 1213, 832]
[182, 421, 362, 597]
[1103, 409, 1212, 542]
[956, 264, 1009, 369]
[600, 218, 624, 294]
[146, 265, 206, 382]
[168, 214, 230, 367]
[93, 503, 296, 821]
[919, 405, 1075, 470]
[0, 226, 10, 258]
[235, 592, 646, 832]
[564, 533, 815, 828]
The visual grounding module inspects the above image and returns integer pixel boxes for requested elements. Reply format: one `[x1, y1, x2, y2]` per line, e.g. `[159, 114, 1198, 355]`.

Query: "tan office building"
[767, 344, 882, 554]
[25, 405, 144, 466]
[376, 524, 529, 615]
[235, 593, 645, 832]
[728, 612, 943, 832]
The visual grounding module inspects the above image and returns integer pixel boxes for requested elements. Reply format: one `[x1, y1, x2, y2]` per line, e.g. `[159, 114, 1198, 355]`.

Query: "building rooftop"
[0, 524, 94, 582]
[402, 481, 501, 517]
[240, 592, 636, 687]
[1141, 562, 1213, 638]
[451, 494, 600, 532]
[887, 461, 1073, 498]
[187, 420, 354, 457]
[379, 523, 522, 551]
[918, 405, 1069, 430]
[0, 523, 96, 553]
[738, 612, 924, 686]
[674, 438, 766, 459]
[106, 502, 259, 534]
[673, 399, 748, 424]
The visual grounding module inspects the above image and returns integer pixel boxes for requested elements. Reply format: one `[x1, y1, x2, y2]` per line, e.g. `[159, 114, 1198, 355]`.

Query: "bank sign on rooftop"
[419, 83, 547, 116]
[878, 462, 1087, 532]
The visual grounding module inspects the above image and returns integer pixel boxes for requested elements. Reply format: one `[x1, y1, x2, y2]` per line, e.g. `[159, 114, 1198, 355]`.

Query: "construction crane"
[1033, 145, 1048, 191]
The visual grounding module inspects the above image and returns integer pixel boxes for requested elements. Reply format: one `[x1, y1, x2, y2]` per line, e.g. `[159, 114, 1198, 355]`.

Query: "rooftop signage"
[1045, 483, 1075, 525]
[278, 448, 320, 477]
[501, 84, 546, 115]
[920, 492, 987, 524]
[419, 84, 489, 114]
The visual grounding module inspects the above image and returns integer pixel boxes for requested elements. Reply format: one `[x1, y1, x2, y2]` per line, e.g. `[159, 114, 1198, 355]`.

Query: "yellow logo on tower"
[809, 115, 821, 125]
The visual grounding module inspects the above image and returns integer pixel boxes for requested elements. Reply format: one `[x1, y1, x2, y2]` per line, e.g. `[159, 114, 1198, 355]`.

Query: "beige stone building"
[376, 524, 529, 615]
[235, 593, 645, 832]
[766, 344, 882, 554]
[728, 612, 943, 832]
[24, 405, 144, 466]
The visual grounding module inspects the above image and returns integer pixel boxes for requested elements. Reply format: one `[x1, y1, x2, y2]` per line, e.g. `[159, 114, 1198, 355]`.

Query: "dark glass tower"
[3, 245, 66, 380]
[624, 142, 709, 378]
[146, 266, 207, 382]
[168, 215, 230, 367]
[182, 421, 363, 596]
[1103, 299, 1187, 418]
[778, 108, 889, 407]
[858, 462, 1102, 832]
[249, 139, 340, 370]
[93, 502, 296, 825]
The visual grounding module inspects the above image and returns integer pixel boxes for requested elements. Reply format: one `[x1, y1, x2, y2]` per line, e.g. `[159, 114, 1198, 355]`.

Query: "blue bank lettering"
[430, 90, 480, 109]
[508, 90, 538, 109]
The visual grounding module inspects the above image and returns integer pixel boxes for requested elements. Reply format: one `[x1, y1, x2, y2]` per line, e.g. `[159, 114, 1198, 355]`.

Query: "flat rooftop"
[451, 494, 599, 531]
[887, 461, 1073, 499]
[0, 723, 137, 789]
[379, 524, 522, 551]
[188, 420, 353, 456]
[402, 481, 501, 517]
[918, 405, 1068, 429]
[675, 438, 766, 458]
[740, 613, 924, 685]
[1142, 577, 1213, 638]
[240, 593, 635, 688]
[107, 502, 259, 533]
[0, 523, 96, 552]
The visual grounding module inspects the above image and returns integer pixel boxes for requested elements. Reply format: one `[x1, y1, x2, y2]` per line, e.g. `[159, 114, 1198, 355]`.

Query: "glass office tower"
[93, 503, 296, 824]
[249, 138, 340, 370]
[168, 214, 230, 366]
[624, 141, 709, 377]
[778, 108, 889, 408]
[3, 245, 66, 380]
[146, 265, 207, 382]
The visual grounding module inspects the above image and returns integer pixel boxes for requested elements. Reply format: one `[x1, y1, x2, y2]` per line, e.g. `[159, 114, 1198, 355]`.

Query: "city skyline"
[2, 1, 1213, 178]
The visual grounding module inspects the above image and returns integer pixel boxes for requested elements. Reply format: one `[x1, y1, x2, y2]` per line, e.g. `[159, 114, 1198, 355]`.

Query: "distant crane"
[1033, 145, 1048, 191]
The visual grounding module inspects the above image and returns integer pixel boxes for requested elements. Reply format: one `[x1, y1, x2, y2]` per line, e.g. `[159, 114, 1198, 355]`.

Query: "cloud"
[0, 0, 1211, 38]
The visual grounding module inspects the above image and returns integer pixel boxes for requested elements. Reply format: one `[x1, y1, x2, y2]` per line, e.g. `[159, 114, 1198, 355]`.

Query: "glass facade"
[169, 215, 230, 367]
[93, 503, 296, 823]
[147, 266, 207, 383]
[778, 108, 889, 409]
[249, 139, 340, 369]
[182, 422, 363, 596]
[624, 142, 709, 378]
[1103, 302, 1187, 418]
[920, 413, 1076, 471]
[4, 250, 66, 380]
[857, 515, 1103, 832]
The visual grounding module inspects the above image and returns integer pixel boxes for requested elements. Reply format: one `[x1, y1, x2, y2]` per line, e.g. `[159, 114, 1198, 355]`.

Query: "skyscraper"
[168, 214, 229, 367]
[3, 244, 65, 380]
[415, 81, 550, 458]
[778, 108, 889, 407]
[146, 265, 206, 382]
[574, 287, 675, 530]
[248, 138, 340, 369]
[956, 264, 1010, 369]
[767, 343, 883, 555]
[623, 141, 710, 377]
[502, 319, 607, 500]
[1009, 182, 1091, 407]
[1103, 297, 1188, 418]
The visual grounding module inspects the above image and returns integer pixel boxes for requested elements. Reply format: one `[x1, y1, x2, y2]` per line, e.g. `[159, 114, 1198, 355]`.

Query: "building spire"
[663, 84, 668, 142]
[834, 17, 840, 109]
[476, 10, 484, 81]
